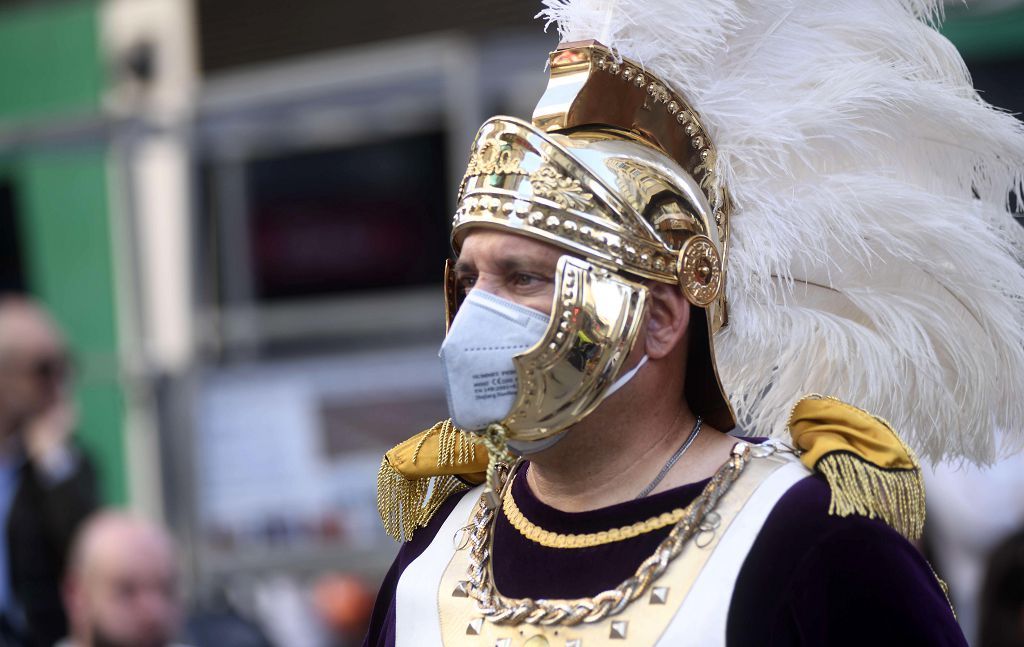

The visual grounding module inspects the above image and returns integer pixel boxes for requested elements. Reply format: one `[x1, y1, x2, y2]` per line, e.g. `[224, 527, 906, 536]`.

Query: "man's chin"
[92, 627, 169, 647]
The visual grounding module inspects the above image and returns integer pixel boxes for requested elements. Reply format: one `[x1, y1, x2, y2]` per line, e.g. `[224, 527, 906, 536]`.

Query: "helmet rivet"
[677, 235, 722, 307]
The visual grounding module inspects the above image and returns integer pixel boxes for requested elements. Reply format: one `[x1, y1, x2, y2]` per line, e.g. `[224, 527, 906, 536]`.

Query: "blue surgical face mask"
[440, 290, 649, 454]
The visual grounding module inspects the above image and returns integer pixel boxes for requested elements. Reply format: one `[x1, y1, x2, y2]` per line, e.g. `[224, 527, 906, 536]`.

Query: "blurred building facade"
[0, 0, 1021, 640]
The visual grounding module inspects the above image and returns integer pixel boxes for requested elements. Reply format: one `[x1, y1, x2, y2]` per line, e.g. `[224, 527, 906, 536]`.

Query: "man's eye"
[458, 276, 477, 293]
[513, 273, 539, 287]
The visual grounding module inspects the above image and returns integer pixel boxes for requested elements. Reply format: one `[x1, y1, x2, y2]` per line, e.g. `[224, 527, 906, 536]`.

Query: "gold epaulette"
[788, 395, 925, 539]
[376, 420, 488, 541]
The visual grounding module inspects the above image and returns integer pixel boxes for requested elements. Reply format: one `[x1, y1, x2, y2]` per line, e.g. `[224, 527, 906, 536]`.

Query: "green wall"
[0, 0, 104, 122]
[0, 0, 125, 503]
[13, 151, 125, 504]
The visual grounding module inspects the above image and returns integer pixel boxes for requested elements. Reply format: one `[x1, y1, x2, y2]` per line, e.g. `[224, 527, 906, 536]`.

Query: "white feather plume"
[540, 0, 1024, 464]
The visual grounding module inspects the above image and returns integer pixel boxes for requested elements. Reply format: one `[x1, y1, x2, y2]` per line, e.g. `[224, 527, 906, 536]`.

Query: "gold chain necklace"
[465, 443, 753, 626]
[502, 473, 690, 548]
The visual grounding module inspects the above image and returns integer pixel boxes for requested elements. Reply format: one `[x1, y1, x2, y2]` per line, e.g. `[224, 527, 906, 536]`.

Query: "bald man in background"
[61, 512, 184, 647]
[0, 295, 98, 646]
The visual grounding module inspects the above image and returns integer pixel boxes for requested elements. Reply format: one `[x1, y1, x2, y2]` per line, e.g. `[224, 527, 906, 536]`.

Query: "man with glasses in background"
[0, 296, 98, 647]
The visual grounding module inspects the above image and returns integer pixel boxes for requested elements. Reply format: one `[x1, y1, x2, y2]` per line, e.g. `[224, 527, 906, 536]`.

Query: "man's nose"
[464, 275, 507, 300]
[136, 588, 174, 626]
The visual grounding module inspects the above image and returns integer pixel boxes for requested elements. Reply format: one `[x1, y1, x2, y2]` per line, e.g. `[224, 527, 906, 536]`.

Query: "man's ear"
[644, 283, 690, 360]
[62, 571, 83, 626]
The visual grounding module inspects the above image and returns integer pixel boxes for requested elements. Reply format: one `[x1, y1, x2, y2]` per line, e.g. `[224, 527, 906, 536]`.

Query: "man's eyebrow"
[453, 256, 556, 276]
[452, 259, 475, 276]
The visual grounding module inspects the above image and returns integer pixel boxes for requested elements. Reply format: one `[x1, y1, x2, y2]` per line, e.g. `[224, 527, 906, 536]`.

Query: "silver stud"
[610, 621, 628, 639]
[634, 75, 646, 88]
[452, 581, 469, 598]
[650, 586, 670, 604]
[609, 62, 621, 75]
[621, 67, 634, 81]
[467, 618, 484, 635]
[666, 101, 679, 115]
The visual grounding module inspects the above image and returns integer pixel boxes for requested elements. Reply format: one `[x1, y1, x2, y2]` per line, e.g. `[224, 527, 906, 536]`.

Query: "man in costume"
[365, 0, 1024, 644]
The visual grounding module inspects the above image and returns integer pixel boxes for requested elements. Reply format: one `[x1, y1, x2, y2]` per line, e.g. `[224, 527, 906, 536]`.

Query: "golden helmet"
[446, 41, 736, 440]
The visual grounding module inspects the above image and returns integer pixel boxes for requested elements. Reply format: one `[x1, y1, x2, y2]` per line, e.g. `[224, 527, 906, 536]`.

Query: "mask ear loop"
[603, 354, 650, 399]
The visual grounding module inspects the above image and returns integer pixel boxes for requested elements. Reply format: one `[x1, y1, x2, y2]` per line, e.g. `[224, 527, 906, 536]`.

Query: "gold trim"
[465, 138, 524, 177]
[528, 165, 594, 210]
[455, 192, 678, 283]
[502, 473, 688, 548]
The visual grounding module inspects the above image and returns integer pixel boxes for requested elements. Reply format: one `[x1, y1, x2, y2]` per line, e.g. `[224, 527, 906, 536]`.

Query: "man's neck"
[524, 385, 737, 512]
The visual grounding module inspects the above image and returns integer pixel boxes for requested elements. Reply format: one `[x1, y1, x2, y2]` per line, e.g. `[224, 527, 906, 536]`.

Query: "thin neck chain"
[635, 417, 703, 499]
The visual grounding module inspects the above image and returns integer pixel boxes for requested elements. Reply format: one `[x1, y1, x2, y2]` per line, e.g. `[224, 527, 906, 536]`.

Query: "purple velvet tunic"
[364, 461, 965, 646]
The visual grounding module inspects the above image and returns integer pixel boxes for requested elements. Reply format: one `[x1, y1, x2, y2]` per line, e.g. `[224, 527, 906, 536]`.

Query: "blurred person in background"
[61, 510, 185, 647]
[311, 572, 375, 646]
[0, 295, 98, 646]
[923, 449, 1024, 642]
[978, 526, 1024, 647]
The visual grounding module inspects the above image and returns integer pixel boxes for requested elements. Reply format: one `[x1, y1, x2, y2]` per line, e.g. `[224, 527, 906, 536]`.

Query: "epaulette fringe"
[376, 420, 484, 542]
[815, 451, 926, 540]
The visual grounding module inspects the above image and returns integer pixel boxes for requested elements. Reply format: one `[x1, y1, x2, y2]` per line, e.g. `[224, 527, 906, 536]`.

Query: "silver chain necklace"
[635, 416, 703, 499]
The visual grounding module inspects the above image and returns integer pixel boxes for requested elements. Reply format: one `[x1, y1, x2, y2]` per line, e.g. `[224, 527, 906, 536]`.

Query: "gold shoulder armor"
[788, 395, 925, 539]
[376, 420, 487, 541]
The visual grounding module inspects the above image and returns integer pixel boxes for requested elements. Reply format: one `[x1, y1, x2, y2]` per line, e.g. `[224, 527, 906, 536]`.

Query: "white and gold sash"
[395, 448, 809, 647]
